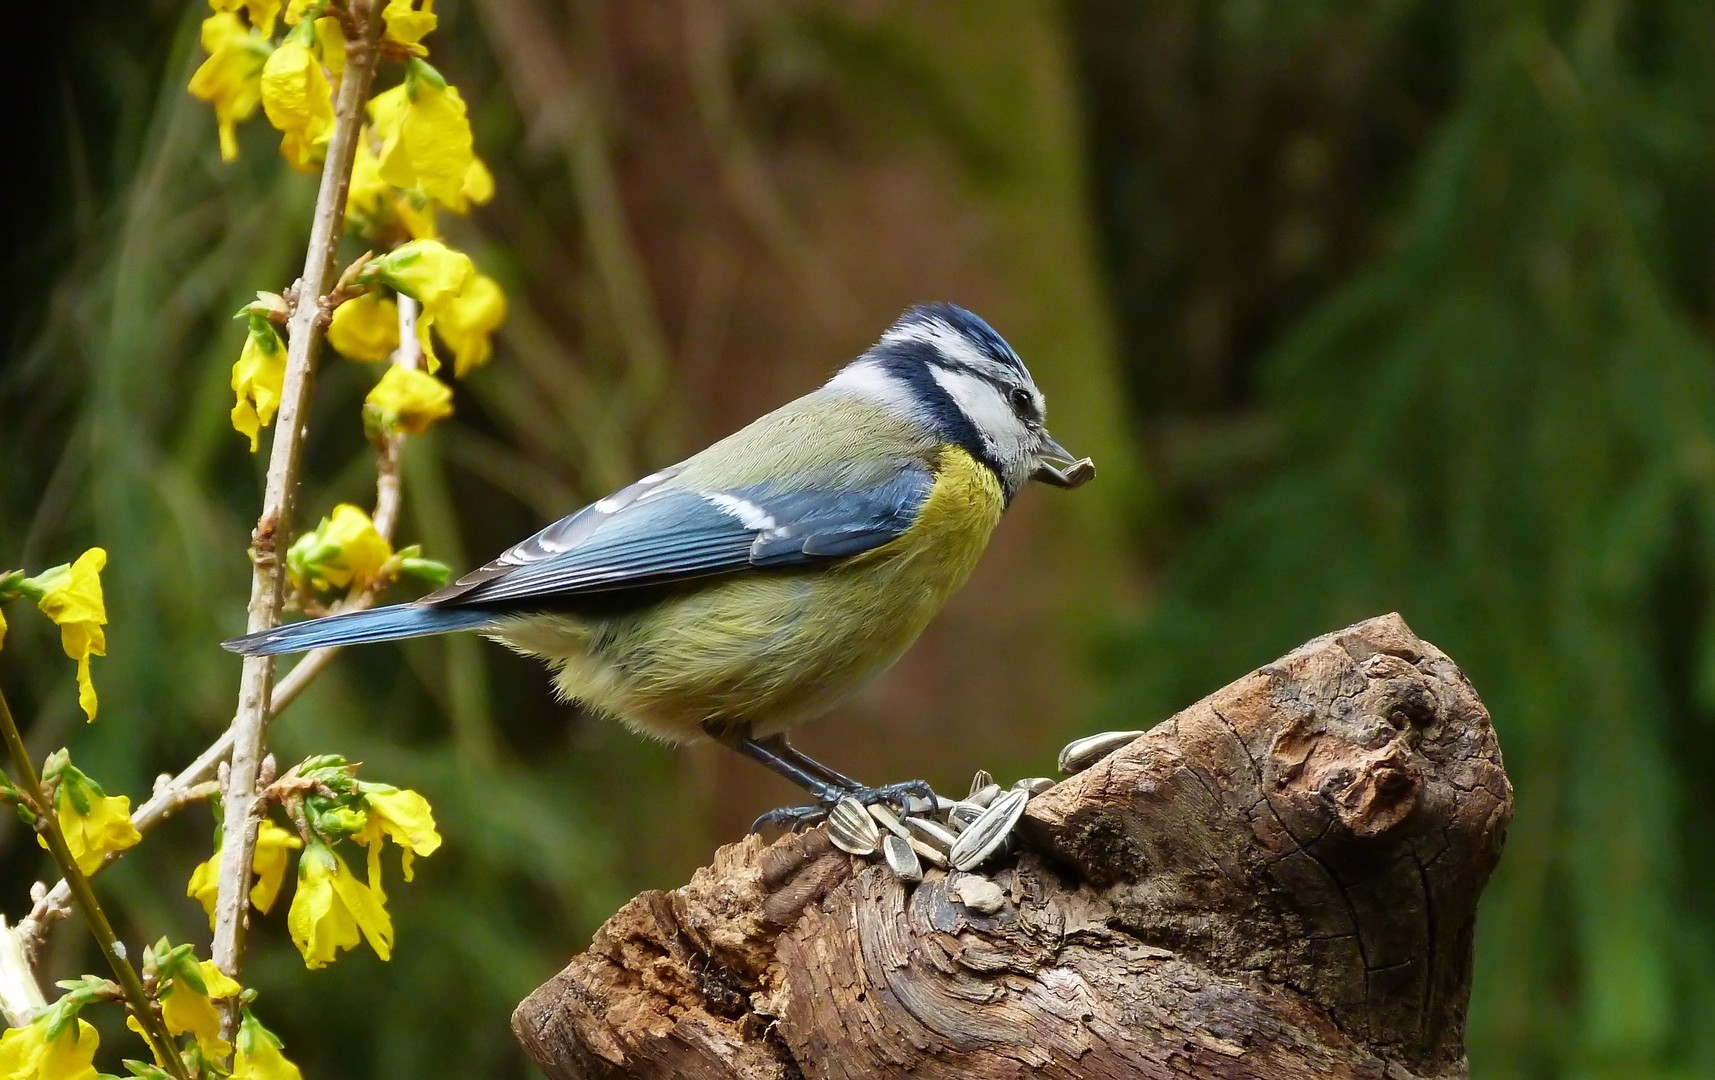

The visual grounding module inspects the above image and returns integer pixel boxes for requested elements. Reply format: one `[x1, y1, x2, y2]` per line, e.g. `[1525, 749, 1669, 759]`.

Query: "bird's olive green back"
[671, 389, 939, 491]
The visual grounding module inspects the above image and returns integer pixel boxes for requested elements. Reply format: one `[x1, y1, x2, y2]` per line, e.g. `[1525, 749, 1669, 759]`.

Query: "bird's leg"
[713, 729, 848, 805]
[705, 724, 939, 832]
[752, 733, 862, 790]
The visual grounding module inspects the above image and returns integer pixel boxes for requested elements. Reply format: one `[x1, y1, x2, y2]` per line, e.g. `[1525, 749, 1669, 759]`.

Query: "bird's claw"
[749, 778, 939, 834]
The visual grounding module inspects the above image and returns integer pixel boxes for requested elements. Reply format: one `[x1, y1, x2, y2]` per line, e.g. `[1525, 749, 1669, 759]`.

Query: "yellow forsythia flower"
[232, 316, 288, 452]
[370, 65, 476, 210]
[44, 762, 140, 877]
[232, 1010, 304, 1080]
[0, 607, 8, 650]
[327, 292, 401, 362]
[260, 27, 335, 172]
[32, 549, 107, 722]
[366, 239, 472, 306]
[186, 851, 217, 921]
[288, 842, 393, 968]
[188, 13, 272, 162]
[0, 1016, 100, 1080]
[346, 134, 396, 231]
[313, 15, 346, 79]
[381, 0, 437, 50]
[361, 240, 475, 373]
[435, 273, 507, 377]
[462, 156, 495, 207]
[252, 819, 306, 914]
[347, 135, 436, 243]
[160, 959, 242, 1060]
[288, 504, 392, 592]
[188, 820, 304, 928]
[354, 785, 441, 893]
[211, 0, 285, 36]
[365, 365, 453, 435]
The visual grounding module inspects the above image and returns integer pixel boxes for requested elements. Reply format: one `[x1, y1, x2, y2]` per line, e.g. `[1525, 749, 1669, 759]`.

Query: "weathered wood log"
[513, 614, 1512, 1079]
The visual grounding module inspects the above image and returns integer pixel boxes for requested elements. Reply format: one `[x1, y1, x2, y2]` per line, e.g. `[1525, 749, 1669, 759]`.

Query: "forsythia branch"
[0, 688, 192, 1079]
[212, 0, 387, 1010]
[0, 917, 44, 1028]
[12, 298, 424, 962]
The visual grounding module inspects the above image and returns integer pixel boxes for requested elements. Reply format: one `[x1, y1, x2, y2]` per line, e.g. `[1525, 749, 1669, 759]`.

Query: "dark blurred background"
[3, 1, 1713, 1077]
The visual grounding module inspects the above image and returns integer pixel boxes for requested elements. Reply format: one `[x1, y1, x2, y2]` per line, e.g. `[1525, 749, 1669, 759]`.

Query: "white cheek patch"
[704, 492, 779, 532]
[826, 359, 922, 418]
[928, 366, 1031, 464]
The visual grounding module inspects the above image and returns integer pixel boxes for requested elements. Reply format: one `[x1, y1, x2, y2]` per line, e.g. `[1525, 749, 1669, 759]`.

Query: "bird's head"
[828, 303, 1094, 500]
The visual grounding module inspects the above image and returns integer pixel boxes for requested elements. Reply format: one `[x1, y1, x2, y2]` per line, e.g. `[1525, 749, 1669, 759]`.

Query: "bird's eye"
[1008, 386, 1036, 418]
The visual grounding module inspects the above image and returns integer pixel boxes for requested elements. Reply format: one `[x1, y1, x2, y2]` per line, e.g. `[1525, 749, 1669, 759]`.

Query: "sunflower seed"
[866, 801, 912, 840]
[904, 794, 942, 816]
[1013, 776, 1056, 795]
[949, 789, 1029, 871]
[1057, 730, 1145, 775]
[827, 797, 881, 855]
[909, 836, 949, 868]
[947, 802, 984, 831]
[883, 834, 923, 883]
[966, 782, 1002, 809]
[968, 769, 996, 798]
[904, 816, 960, 853]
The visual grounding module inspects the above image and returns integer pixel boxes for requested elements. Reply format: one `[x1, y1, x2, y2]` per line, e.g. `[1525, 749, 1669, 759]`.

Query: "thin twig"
[211, 0, 386, 999]
[0, 915, 45, 1027]
[11, 300, 419, 959]
[0, 688, 191, 1078]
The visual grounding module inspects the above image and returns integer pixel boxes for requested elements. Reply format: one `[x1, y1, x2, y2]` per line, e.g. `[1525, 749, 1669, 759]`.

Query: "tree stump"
[513, 614, 1512, 1079]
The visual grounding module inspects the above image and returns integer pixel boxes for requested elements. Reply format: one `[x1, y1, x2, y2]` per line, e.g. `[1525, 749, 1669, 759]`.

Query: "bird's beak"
[1031, 430, 1096, 489]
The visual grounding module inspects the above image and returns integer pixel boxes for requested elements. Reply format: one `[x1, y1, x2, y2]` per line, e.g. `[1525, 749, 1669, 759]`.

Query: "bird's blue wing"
[423, 461, 934, 609]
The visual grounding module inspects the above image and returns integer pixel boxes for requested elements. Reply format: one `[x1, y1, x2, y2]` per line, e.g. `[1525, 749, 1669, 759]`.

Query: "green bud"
[397, 556, 452, 587]
[296, 753, 352, 776]
[247, 313, 284, 355]
[405, 56, 448, 95]
[234, 291, 289, 321]
[312, 804, 367, 839]
[13, 564, 66, 603]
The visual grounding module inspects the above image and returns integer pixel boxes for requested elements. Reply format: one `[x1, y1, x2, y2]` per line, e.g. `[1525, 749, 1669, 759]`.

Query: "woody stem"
[0, 686, 190, 1079]
[211, 0, 387, 1025]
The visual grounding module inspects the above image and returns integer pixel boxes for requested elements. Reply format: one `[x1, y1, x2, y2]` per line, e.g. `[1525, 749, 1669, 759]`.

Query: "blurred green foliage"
[1084, 2, 1715, 1077]
[2, 1, 1712, 1077]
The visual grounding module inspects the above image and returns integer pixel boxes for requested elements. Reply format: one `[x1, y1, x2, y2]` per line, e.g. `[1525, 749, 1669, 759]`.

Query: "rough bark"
[514, 613, 1512, 1079]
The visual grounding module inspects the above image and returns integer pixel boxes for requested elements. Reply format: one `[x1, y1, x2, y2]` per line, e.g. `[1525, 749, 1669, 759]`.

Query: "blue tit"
[225, 303, 1094, 821]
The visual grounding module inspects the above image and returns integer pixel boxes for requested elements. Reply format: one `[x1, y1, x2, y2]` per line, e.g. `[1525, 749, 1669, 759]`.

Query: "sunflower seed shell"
[904, 794, 942, 816]
[949, 789, 1029, 871]
[966, 782, 1002, 808]
[947, 802, 985, 831]
[883, 834, 923, 883]
[1013, 776, 1056, 795]
[904, 816, 961, 853]
[909, 836, 949, 868]
[968, 769, 996, 798]
[866, 801, 912, 839]
[1057, 730, 1145, 775]
[827, 796, 881, 855]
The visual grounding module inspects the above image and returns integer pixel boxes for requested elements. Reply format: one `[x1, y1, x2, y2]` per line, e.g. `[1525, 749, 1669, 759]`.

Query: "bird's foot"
[749, 778, 939, 833]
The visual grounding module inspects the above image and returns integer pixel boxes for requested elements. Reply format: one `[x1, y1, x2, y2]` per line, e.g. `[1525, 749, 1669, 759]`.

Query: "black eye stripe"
[868, 351, 1007, 482]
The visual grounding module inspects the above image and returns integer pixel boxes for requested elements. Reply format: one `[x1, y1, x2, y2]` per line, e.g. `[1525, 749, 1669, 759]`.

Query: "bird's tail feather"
[222, 604, 493, 656]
